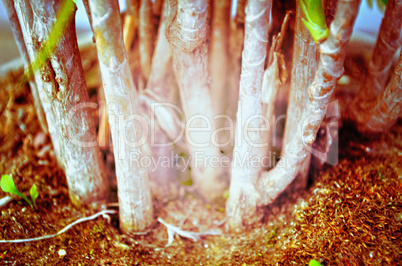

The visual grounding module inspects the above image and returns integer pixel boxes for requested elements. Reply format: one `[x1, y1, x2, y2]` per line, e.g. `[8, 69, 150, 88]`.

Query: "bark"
[165, 0, 228, 200]
[227, 0, 361, 230]
[281, 3, 318, 189]
[139, 0, 181, 201]
[209, 0, 230, 146]
[226, 0, 272, 229]
[350, 0, 402, 119]
[88, 0, 153, 232]
[139, 0, 154, 84]
[3, 0, 48, 134]
[355, 48, 402, 133]
[14, 0, 109, 207]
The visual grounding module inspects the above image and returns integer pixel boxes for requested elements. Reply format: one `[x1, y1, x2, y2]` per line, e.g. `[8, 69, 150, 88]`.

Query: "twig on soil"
[157, 218, 221, 247]
[0, 210, 117, 243]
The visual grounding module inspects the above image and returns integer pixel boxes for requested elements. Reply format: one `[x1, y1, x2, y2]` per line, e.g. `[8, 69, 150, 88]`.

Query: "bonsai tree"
[4, 0, 401, 236]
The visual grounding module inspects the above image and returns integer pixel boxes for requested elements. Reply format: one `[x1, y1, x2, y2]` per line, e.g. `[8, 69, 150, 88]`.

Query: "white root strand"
[0, 210, 117, 243]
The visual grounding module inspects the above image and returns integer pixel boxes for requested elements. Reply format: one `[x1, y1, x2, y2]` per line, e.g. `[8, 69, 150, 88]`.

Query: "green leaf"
[298, 0, 329, 43]
[30, 184, 39, 208]
[309, 259, 324, 266]
[1, 175, 33, 208]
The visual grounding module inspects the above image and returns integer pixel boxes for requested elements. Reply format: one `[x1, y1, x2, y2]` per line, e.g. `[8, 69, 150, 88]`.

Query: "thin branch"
[88, 0, 153, 232]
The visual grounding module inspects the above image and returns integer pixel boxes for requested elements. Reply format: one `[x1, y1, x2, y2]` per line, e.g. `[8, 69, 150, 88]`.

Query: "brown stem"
[3, 0, 48, 134]
[14, 0, 109, 207]
[88, 0, 153, 232]
[153, 0, 163, 16]
[139, 0, 154, 84]
[209, 0, 230, 144]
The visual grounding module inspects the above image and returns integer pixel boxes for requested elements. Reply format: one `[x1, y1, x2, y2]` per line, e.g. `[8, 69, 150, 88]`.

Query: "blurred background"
[0, 0, 383, 65]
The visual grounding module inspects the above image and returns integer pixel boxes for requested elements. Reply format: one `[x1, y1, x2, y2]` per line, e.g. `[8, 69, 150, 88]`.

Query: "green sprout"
[1, 175, 39, 208]
[298, 0, 329, 44]
[30, 184, 39, 208]
[309, 259, 324, 266]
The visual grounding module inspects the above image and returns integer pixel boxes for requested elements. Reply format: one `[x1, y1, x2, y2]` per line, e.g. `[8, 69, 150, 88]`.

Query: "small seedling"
[309, 259, 323, 266]
[1, 175, 38, 208]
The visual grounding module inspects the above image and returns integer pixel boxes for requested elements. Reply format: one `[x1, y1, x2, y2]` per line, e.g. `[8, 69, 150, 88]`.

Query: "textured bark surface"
[355, 49, 402, 133]
[14, 0, 109, 208]
[227, 0, 361, 230]
[139, 0, 154, 83]
[3, 0, 48, 134]
[226, 0, 272, 230]
[88, 0, 153, 232]
[351, 0, 402, 122]
[281, 4, 318, 189]
[166, 0, 228, 200]
[257, 0, 361, 209]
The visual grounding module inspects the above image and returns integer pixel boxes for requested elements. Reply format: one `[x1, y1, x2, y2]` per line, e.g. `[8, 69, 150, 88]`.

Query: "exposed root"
[0, 210, 117, 243]
[157, 218, 221, 247]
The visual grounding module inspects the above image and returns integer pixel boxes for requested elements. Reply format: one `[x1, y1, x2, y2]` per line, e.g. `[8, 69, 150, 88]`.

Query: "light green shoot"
[309, 259, 324, 266]
[1, 175, 33, 208]
[30, 184, 39, 208]
[1, 175, 39, 208]
[298, 0, 329, 44]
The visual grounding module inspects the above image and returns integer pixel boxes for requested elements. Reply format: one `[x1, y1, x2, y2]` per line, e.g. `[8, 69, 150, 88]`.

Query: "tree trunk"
[165, 0, 228, 200]
[88, 0, 153, 232]
[14, 0, 109, 208]
[226, 0, 272, 230]
[355, 48, 402, 133]
[281, 3, 319, 190]
[227, 0, 361, 230]
[351, 0, 402, 120]
[3, 0, 48, 134]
